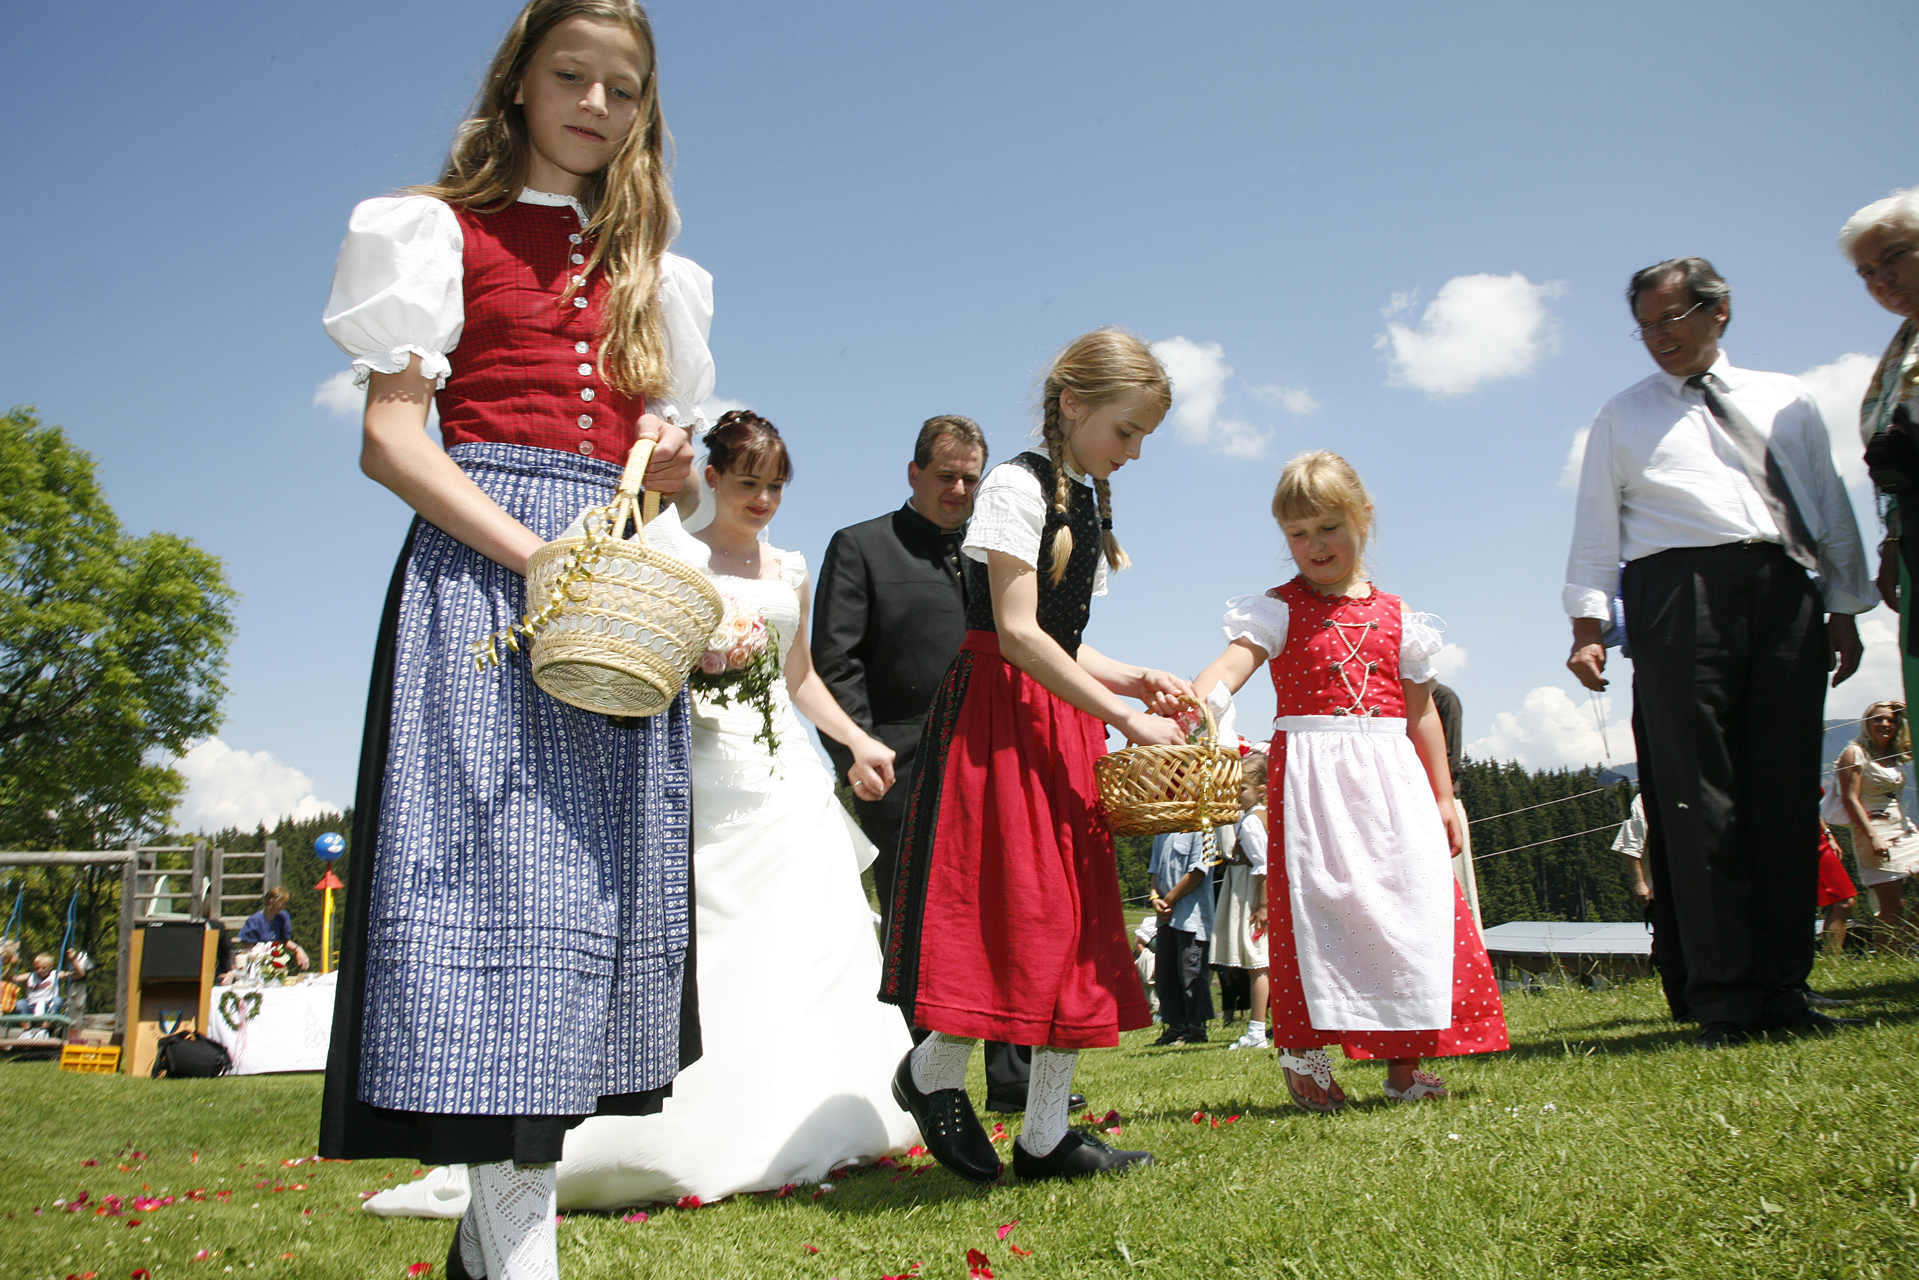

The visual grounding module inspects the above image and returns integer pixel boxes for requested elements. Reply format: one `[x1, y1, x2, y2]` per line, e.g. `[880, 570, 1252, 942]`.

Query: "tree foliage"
[0, 407, 235, 850]
[1459, 759, 1639, 926]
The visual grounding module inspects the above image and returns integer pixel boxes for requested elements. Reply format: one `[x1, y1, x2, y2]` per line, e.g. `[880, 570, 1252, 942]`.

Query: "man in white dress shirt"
[1564, 257, 1869, 1048]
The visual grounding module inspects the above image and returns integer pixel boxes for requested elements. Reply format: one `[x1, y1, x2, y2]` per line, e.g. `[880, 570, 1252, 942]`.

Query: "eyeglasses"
[1630, 300, 1707, 341]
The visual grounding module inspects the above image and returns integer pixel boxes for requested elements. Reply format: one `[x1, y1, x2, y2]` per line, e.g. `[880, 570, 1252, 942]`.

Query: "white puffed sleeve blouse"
[321, 189, 716, 427]
[1221, 590, 1445, 684]
[961, 462, 1109, 597]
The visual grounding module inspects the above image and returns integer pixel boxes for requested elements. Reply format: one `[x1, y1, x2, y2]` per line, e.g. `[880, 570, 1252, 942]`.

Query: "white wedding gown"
[365, 543, 918, 1216]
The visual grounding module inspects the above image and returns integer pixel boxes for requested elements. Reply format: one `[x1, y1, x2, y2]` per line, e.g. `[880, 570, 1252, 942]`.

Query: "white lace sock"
[468, 1161, 557, 1280]
[1015, 1047, 1079, 1158]
[457, 1203, 485, 1277]
[1248, 1021, 1267, 1037]
[909, 1031, 977, 1093]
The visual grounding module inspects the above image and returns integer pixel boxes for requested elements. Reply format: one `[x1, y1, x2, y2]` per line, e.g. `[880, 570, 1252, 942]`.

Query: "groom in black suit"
[814, 415, 987, 918]
[816, 416, 1070, 1114]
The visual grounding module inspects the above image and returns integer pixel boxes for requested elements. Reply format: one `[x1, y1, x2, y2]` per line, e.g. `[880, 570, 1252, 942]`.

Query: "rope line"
[1468, 787, 1610, 825]
[1473, 822, 1622, 861]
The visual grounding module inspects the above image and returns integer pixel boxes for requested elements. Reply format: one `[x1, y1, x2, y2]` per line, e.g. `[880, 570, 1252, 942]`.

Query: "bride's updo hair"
[704, 409, 791, 480]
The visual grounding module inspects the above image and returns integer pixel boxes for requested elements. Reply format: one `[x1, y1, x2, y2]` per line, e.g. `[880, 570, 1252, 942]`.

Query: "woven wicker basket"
[520, 439, 724, 717]
[1095, 697, 1242, 837]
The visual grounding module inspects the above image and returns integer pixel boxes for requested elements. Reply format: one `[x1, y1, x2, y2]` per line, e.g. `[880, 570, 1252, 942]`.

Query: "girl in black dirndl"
[318, 4, 713, 1276]
[881, 330, 1194, 1182]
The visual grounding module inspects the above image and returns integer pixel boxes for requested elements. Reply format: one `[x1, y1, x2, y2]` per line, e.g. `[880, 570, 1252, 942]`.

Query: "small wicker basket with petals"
[473, 438, 725, 718]
[1095, 696, 1243, 838]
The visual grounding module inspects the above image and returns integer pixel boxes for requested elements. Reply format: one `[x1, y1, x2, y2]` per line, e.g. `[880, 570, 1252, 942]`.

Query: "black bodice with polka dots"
[962, 451, 1104, 653]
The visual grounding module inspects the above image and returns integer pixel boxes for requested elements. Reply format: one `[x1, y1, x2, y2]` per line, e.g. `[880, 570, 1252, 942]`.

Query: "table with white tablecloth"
[205, 973, 336, 1074]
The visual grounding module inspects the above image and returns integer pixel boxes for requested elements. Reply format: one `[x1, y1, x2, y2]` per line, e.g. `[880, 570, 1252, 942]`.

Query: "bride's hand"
[847, 735, 897, 801]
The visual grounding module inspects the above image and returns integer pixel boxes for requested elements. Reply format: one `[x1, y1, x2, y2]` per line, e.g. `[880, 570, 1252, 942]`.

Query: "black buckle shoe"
[891, 1052, 1001, 1184]
[1696, 1021, 1751, 1049]
[1012, 1129, 1153, 1181]
[1771, 1008, 1863, 1034]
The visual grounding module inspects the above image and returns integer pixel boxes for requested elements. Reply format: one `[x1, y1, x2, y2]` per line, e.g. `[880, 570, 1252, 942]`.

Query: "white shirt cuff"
[1563, 584, 1612, 620]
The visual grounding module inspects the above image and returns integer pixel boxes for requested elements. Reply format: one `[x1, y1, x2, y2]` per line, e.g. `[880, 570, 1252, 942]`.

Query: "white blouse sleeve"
[322, 195, 464, 389]
[1236, 811, 1268, 876]
[652, 252, 715, 430]
[1400, 609, 1446, 685]
[1221, 593, 1289, 660]
[778, 548, 808, 594]
[961, 464, 1107, 595]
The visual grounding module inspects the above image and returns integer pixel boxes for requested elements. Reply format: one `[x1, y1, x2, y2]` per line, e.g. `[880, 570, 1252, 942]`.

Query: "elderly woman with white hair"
[1841, 188, 1919, 709]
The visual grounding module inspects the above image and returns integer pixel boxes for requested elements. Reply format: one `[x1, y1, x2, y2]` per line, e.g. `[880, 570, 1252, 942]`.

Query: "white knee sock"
[1015, 1047, 1078, 1158]
[909, 1031, 977, 1093]
[468, 1161, 557, 1280]
[457, 1203, 485, 1277]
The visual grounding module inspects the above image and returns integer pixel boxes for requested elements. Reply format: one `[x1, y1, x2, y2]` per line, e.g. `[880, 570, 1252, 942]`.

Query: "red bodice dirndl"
[1260, 578, 1508, 1059]
[439, 202, 645, 457]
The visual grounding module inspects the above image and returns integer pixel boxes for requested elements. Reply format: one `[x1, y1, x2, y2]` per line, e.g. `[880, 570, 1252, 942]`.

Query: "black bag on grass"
[150, 1030, 230, 1078]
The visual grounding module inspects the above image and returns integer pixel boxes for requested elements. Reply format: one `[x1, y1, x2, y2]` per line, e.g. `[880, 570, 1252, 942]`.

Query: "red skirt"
[883, 632, 1151, 1049]
[1817, 829, 1856, 907]
[1263, 736, 1509, 1060]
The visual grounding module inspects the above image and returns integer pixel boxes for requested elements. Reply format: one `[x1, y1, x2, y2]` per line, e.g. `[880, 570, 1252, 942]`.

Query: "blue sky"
[2, 1, 1912, 828]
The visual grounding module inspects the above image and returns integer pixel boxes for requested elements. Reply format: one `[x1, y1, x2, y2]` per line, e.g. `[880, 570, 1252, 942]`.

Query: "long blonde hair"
[1851, 699, 1913, 763]
[1037, 330, 1170, 583]
[1272, 450, 1375, 578]
[413, 0, 677, 401]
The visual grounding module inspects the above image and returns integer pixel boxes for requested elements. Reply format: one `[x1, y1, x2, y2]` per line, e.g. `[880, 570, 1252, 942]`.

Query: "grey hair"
[1627, 257, 1730, 316]
[1839, 186, 1919, 259]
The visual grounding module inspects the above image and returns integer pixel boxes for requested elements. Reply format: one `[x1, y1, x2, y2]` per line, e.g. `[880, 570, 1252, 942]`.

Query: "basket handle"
[615, 437, 664, 527]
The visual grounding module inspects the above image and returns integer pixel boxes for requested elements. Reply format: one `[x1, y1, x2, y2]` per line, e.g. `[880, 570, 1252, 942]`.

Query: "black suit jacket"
[811, 503, 969, 778]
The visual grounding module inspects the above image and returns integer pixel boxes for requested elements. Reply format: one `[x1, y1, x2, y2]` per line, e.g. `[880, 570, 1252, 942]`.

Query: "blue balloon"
[315, 832, 346, 861]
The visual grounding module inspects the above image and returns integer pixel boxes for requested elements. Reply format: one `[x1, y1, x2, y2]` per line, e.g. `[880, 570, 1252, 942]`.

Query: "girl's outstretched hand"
[1137, 668, 1197, 708]
[1122, 711, 1187, 747]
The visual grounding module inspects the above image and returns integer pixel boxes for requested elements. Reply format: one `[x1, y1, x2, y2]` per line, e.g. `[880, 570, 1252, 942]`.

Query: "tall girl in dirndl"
[318, 4, 711, 1276]
[882, 330, 1192, 1183]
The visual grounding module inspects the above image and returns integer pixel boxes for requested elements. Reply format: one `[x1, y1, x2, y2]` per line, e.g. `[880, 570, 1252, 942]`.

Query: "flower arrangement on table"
[236, 942, 300, 987]
[689, 593, 783, 754]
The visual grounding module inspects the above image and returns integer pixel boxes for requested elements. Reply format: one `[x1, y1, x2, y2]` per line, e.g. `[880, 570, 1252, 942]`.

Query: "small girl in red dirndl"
[1193, 451, 1507, 1112]
[880, 330, 1193, 1183]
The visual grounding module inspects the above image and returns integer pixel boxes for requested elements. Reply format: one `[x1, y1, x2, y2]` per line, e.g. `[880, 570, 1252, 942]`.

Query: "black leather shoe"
[1801, 987, 1855, 1007]
[1697, 1021, 1751, 1049]
[984, 1090, 1087, 1114]
[445, 1231, 483, 1280]
[1012, 1129, 1154, 1181]
[1771, 1008, 1863, 1034]
[892, 1052, 1001, 1184]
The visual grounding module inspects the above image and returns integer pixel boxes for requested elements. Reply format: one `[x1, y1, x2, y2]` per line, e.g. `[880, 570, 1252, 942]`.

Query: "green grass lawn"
[4, 955, 1918, 1280]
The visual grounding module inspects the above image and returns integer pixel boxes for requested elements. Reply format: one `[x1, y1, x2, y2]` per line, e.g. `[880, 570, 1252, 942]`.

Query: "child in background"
[1131, 915, 1159, 1017]
[882, 329, 1187, 1183]
[1215, 751, 1271, 1051]
[1148, 823, 1224, 1044]
[1192, 451, 1508, 1112]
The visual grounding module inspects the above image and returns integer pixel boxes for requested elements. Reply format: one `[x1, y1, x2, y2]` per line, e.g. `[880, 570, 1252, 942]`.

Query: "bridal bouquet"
[238, 942, 298, 986]
[690, 594, 783, 754]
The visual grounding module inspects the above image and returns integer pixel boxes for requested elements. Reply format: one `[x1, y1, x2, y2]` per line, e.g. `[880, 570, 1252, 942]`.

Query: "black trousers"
[1155, 927, 1214, 1038]
[1622, 542, 1825, 1030]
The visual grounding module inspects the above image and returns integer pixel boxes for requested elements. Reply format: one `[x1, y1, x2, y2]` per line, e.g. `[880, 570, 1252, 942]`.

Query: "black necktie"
[1686, 372, 1820, 572]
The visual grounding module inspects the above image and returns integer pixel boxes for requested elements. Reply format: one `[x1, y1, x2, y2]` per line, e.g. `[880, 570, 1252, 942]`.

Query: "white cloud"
[1250, 384, 1321, 416]
[1796, 351, 1877, 501]
[173, 738, 338, 833]
[1430, 643, 1468, 680]
[1466, 686, 1634, 770]
[698, 396, 752, 429]
[1559, 425, 1590, 490]
[314, 370, 363, 420]
[1150, 337, 1269, 458]
[1377, 273, 1565, 398]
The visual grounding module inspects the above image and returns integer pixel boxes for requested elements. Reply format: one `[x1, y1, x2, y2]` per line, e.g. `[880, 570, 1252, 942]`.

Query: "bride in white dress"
[554, 411, 918, 1208]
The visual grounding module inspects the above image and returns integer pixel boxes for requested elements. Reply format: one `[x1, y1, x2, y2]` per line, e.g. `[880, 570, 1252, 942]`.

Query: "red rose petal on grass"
[405, 1264, 435, 1277]
[622, 1211, 649, 1223]
[126, 1219, 141, 1228]
[191, 1250, 210, 1262]
[81, 1160, 98, 1167]
[191, 1152, 199, 1164]
[1009, 1245, 1033, 1257]
[675, 1195, 702, 1210]
[965, 1249, 995, 1280]
[132, 1271, 151, 1279]
[803, 1245, 819, 1254]
[774, 1183, 795, 1199]
[1191, 1112, 1206, 1125]
[905, 1145, 927, 1158]
[131, 1153, 144, 1161]
[280, 1254, 295, 1261]
[996, 1222, 1017, 1240]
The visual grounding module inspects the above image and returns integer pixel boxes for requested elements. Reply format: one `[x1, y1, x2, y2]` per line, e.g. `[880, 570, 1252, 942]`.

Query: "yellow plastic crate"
[59, 1044, 121, 1075]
